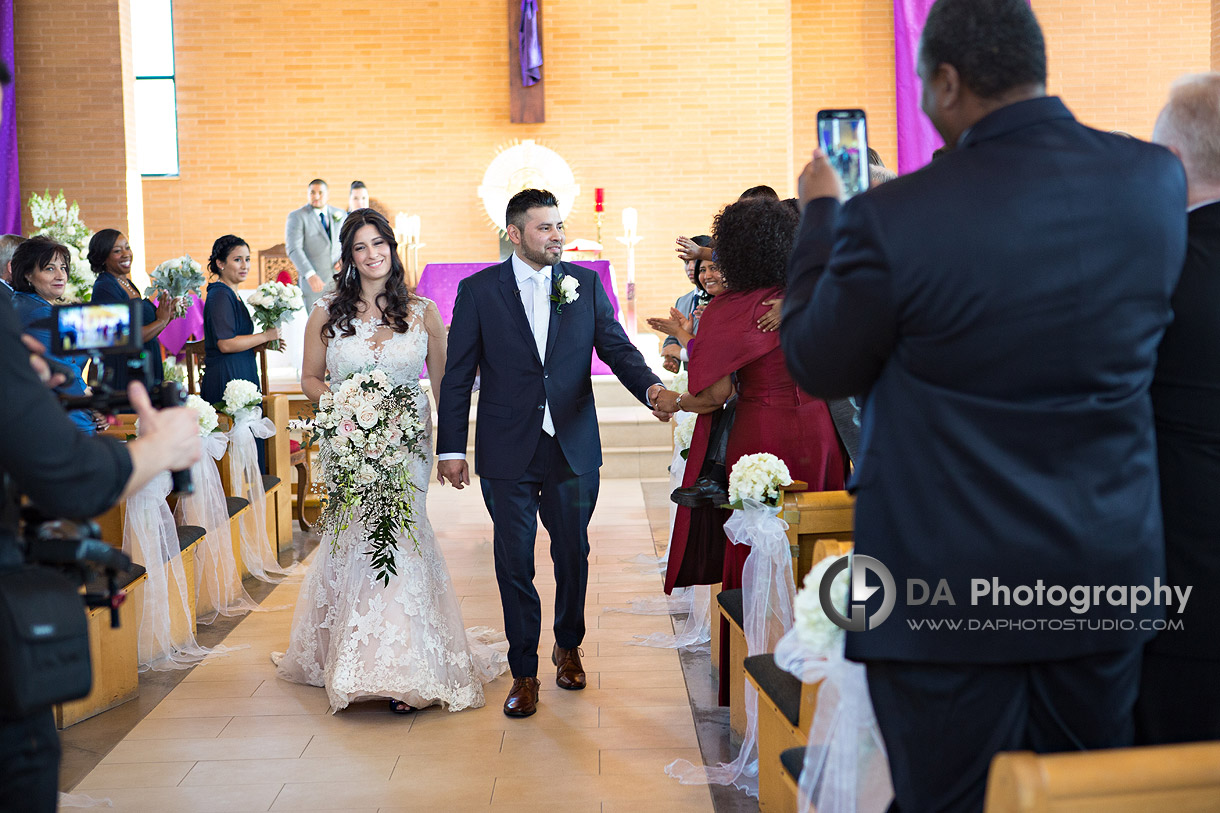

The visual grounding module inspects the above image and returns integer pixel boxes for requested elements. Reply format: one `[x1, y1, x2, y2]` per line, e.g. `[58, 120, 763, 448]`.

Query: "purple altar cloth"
[157, 291, 205, 357]
[415, 260, 620, 376]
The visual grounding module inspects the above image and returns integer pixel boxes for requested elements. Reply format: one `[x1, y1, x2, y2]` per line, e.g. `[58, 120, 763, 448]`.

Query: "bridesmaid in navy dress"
[202, 235, 279, 472]
[200, 235, 279, 403]
[89, 229, 176, 396]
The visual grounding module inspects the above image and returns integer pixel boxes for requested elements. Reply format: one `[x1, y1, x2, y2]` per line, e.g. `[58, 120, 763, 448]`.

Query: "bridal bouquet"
[217, 379, 263, 417]
[146, 254, 206, 318]
[727, 452, 793, 509]
[312, 369, 427, 585]
[248, 281, 304, 351]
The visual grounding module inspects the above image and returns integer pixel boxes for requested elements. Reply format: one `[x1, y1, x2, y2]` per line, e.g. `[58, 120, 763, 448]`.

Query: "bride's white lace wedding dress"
[275, 296, 507, 712]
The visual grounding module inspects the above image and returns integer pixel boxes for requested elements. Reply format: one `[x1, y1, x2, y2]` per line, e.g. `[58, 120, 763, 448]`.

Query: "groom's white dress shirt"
[436, 253, 555, 463]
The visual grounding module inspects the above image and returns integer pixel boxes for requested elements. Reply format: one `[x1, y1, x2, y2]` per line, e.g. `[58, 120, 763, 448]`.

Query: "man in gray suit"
[286, 179, 345, 311]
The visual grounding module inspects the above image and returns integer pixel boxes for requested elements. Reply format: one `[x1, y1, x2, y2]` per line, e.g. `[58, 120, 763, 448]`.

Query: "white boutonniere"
[331, 210, 344, 224]
[551, 272, 580, 313]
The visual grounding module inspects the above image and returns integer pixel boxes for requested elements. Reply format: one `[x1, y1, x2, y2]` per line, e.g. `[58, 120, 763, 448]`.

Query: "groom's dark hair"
[506, 189, 560, 232]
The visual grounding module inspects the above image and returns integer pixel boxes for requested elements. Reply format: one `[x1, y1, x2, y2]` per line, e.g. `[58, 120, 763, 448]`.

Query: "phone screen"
[817, 109, 869, 199]
[51, 301, 142, 355]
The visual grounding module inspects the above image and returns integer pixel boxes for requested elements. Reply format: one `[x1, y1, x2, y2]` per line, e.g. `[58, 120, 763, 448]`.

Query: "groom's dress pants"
[480, 433, 599, 678]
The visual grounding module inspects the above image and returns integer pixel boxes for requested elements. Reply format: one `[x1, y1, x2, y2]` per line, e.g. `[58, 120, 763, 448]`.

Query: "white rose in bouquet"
[249, 280, 305, 350]
[673, 411, 697, 456]
[147, 253, 206, 318]
[728, 452, 793, 508]
[355, 464, 378, 485]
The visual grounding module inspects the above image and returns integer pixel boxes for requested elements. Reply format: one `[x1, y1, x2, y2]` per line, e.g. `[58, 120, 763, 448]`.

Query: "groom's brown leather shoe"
[552, 644, 587, 690]
[503, 677, 540, 717]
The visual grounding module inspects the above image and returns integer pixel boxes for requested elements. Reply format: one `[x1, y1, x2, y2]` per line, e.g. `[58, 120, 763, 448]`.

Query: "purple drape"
[1, 0, 18, 233]
[518, 0, 542, 87]
[893, 0, 943, 174]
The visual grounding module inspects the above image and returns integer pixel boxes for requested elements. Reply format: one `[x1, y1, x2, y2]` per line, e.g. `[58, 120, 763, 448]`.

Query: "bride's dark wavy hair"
[322, 209, 415, 340]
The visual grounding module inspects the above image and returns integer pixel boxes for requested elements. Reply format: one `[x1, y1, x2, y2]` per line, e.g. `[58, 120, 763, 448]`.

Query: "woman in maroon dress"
[664, 197, 847, 593]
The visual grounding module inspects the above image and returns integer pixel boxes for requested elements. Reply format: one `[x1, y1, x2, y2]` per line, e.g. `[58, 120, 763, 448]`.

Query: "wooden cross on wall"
[509, 0, 545, 123]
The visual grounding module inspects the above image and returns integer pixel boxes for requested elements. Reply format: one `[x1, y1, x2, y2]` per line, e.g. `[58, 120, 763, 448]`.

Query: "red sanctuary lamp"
[594, 188, 605, 243]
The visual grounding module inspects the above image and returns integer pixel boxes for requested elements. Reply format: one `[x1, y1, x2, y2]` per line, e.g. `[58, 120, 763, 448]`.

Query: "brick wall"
[14, 0, 145, 276]
[13, 0, 1218, 323]
[1214, 0, 1220, 68]
[139, 0, 795, 330]
[1038, 0, 1211, 138]
[791, 0, 897, 174]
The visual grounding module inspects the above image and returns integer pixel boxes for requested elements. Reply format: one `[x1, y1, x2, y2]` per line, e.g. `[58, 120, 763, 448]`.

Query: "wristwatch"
[675, 392, 687, 412]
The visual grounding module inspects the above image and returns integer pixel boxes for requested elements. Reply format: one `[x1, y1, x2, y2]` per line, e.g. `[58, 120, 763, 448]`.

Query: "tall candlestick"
[616, 208, 643, 336]
[595, 187, 605, 213]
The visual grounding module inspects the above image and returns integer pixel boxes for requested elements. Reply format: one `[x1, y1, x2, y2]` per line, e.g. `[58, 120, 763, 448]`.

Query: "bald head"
[1153, 73, 1220, 206]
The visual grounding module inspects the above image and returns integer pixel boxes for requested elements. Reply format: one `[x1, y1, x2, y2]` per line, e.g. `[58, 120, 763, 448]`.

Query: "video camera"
[47, 300, 192, 496]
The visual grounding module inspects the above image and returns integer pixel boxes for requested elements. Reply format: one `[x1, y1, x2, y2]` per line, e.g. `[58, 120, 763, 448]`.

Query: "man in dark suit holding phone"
[436, 189, 664, 718]
[781, 0, 1187, 809]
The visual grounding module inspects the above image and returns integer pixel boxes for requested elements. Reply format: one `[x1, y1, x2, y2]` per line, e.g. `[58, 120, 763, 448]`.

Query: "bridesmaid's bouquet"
[248, 281, 304, 351]
[146, 254, 205, 318]
[312, 369, 427, 585]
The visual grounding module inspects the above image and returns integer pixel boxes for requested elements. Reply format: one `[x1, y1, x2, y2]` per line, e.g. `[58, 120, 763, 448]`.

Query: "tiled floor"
[67, 478, 717, 812]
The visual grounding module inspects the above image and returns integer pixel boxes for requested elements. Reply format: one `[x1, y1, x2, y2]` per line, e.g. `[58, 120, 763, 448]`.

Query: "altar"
[414, 259, 623, 375]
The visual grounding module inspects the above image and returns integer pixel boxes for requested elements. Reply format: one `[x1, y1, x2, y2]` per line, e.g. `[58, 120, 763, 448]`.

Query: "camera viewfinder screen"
[54, 303, 135, 354]
[818, 114, 869, 199]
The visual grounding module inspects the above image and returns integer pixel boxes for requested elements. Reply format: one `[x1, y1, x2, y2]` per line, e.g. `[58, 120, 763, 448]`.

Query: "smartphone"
[817, 109, 869, 199]
[50, 301, 144, 355]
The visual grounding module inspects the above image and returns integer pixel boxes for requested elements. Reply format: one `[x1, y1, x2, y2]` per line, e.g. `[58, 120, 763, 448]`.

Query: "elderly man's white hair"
[1153, 73, 1220, 193]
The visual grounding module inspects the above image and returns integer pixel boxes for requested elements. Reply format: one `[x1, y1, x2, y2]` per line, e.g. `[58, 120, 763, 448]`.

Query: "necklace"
[112, 272, 140, 298]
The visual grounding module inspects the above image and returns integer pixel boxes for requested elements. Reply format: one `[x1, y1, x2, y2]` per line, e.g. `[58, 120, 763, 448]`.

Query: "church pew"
[718, 488, 855, 740]
[985, 741, 1220, 813]
[54, 565, 146, 729]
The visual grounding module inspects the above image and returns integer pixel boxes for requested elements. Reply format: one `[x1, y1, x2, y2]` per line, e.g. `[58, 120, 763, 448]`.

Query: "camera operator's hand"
[120, 381, 201, 500]
[20, 334, 67, 389]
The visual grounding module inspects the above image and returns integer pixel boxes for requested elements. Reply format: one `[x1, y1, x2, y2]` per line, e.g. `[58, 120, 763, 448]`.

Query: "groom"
[437, 189, 665, 717]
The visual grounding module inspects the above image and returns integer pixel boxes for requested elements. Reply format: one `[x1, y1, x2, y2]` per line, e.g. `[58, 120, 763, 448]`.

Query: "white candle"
[395, 212, 409, 239]
[622, 207, 638, 237]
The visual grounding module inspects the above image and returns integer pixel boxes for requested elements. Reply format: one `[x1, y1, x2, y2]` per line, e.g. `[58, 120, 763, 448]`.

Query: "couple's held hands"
[437, 459, 470, 489]
[797, 149, 845, 212]
[653, 388, 682, 414]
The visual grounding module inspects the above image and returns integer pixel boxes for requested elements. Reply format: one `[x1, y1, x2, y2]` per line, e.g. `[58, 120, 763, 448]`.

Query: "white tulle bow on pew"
[666, 496, 796, 797]
[227, 407, 299, 583]
[174, 431, 267, 623]
[122, 473, 242, 671]
[772, 554, 894, 813]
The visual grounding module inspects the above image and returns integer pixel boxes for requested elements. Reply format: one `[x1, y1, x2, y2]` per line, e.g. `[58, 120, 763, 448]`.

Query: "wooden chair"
[182, 340, 206, 396]
[985, 741, 1220, 812]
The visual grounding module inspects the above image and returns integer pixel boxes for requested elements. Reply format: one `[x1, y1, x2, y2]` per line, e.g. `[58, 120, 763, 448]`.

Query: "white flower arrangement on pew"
[218, 379, 262, 418]
[727, 452, 793, 509]
[312, 369, 427, 585]
[792, 554, 850, 658]
[673, 411, 697, 459]
[146, 254, 206, 318]
[248, 281, 304, 351]
[186, 394, 220, 436]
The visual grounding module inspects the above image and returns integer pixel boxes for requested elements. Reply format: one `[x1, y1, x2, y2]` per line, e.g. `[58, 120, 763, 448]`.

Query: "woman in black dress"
[89, 229, 176, 394]
[200, 235, 279, 403]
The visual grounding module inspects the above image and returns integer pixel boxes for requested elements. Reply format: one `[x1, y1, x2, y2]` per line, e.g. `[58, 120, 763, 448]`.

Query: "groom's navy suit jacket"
[437, 259, 659, 479]
[782, 97, 1187, 664]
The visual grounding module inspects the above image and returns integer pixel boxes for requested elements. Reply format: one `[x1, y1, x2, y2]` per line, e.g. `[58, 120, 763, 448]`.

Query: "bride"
[275, 209, 506, 713]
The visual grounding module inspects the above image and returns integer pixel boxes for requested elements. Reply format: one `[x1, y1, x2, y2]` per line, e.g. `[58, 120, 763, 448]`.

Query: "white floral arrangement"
[550, 271, 579, 312]
[792, 554, 850, 657]
[218, 379, 262, 417]
[185, 394, 220, 436]
[312, 369, 427, 585]
[247, 281, 304, 351]
[727, 452, 793, 508]
[28, 190, 94, 303]
[146, 254, 205, 318]
[669, 369, 688, 395]
[673, 410, 697, 458]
